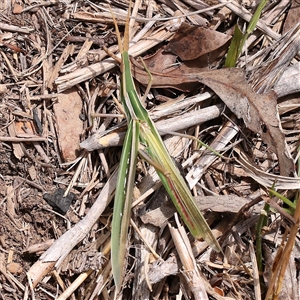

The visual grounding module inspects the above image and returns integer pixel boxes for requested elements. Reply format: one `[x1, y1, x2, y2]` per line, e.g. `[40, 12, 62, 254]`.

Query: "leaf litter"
[0, 0, 300, 299]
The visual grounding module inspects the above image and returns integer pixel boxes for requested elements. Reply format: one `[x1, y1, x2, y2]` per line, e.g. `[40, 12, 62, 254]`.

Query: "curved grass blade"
[111, 119, 139, 294]
[225, 0, 268, 67]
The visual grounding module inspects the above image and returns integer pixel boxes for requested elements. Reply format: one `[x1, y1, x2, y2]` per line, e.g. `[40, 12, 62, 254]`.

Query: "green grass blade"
[111, 119, 139, 294]
[225, 24, 244, 68]
[122, 52, 149, 122]
[269, 189, 296, 210]
[225, 0, 268, 67]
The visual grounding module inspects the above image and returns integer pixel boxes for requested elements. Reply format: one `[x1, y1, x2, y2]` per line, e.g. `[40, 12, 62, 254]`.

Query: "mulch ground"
[1, 1, 300, 299]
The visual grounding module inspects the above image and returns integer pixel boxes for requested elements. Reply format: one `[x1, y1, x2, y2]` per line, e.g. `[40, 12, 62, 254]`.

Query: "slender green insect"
[110, 4, 221, 294]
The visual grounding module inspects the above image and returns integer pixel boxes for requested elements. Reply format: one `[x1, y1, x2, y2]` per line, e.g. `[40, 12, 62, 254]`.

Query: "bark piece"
[53, 88, 83, 162]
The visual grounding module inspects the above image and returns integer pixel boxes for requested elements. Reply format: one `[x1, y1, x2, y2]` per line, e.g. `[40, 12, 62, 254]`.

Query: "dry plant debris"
[0, 0, 300, 299]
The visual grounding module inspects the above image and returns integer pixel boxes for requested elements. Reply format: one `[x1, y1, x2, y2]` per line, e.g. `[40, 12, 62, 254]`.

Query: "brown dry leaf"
[7, 262, 23, 274]
[263, 244, 298, 300]
[165, 22, 231, 61]
[132, 48, 198, 92]
[132, 23, 230, 92]
[53, 88, 83, 162]
[193, 68, 294, 176]
[213, 287, 224, 296]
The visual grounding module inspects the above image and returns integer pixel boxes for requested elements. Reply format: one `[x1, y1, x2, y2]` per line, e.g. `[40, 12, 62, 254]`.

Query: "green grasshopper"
[109, 5, 222, 294]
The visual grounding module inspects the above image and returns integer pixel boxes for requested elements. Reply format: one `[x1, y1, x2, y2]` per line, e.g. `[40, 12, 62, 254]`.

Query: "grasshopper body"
[110, 6, 221, 294]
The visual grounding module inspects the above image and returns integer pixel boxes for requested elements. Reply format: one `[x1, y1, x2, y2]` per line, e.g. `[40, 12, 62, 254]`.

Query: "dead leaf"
[192, 68, 294, 176]
[0, 41, 26, 54]
[213, 287, 224, 296]
[132, 50, 204, 92]
[7, 262, 22, 274]
[263, 244, 298, 299]
[132, 23, 230, 91]
[131, 22, 293, 175]
[234, 147, 299, 189]
[28, 165, 37, 181]
[165, 22, 231, 61]
[14, 120, 35, 136]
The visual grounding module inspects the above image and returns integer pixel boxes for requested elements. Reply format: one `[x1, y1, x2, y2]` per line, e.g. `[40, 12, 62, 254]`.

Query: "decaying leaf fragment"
[132, 48, 200, 92]
[132, 22, 231, 92]
[164, 22, 231, 61]
[191, 68, 294, 176]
